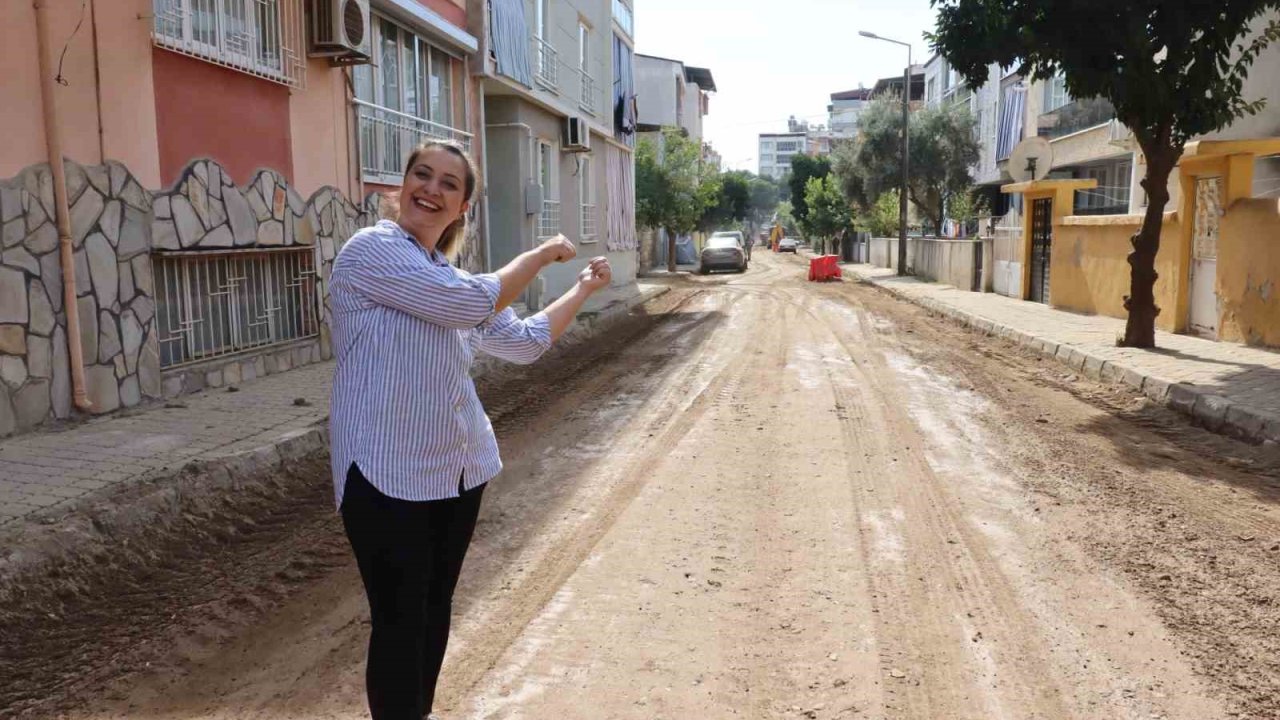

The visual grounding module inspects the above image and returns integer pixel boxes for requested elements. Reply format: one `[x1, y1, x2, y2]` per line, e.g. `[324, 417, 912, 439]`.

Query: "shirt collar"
[380, 219, 451, 267]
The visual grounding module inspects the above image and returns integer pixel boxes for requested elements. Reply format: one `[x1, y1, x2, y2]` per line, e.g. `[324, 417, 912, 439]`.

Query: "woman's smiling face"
[397, 145, 471, 250]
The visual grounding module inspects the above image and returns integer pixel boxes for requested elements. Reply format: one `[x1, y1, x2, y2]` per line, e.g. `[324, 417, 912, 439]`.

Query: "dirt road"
[6, 251, 1280, 719]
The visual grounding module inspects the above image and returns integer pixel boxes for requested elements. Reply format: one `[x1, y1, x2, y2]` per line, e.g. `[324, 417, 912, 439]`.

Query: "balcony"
[1037, 97, 1116, 140]
[354, 100, 473, 184]
[533, 36, 558, 92]
[578, 71, 597, 115]
[538, 200, 561, 238]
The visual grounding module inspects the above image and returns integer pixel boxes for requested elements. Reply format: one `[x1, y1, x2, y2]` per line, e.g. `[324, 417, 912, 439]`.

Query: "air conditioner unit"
[563, 117, 591, 152]
[310, 0, 371, 60]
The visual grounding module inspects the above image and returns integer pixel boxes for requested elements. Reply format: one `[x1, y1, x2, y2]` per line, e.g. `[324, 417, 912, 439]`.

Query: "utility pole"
[859, 31, 912, 276]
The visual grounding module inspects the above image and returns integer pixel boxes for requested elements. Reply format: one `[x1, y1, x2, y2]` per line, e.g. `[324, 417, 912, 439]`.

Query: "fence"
[354, 100, 474, 182]
[152, 0, 306, 88]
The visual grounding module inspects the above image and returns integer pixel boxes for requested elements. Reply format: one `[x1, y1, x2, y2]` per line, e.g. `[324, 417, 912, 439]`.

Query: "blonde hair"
[399, 140, 479, 259]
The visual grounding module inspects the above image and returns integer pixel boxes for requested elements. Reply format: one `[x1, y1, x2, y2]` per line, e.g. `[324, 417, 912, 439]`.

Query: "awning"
[372, 0, 478, 54]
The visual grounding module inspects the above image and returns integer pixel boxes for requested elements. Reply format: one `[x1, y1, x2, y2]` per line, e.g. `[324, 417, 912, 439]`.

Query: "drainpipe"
[34, 0, 92, 412]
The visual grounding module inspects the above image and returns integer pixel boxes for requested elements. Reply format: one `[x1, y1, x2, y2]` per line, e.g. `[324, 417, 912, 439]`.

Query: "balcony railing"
[580, 203, 597, 239]
[533, 36, 558, 91]
[578, 70, 597, 115]
[152, 0, 306, 88]
[538, 199, 561, 238]
[354, 99, 473, 182]
[1037, 96, 1116, 140]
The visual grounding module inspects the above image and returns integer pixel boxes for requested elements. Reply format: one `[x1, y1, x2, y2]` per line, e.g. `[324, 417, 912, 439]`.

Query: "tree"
[831, 95, 979, 234]
[636, 130, 717, 271]
[861, 190, 902, 238]
[802, 175, 852, 254]
[787, 154, 832, 230]
[932, 0, 1280, 348]
[748, 176, 780, 228]
[699, 170, 751, 232]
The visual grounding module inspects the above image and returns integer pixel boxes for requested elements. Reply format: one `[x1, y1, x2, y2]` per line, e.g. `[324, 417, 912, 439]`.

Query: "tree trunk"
[1121, 145, 1178, 348]
[667, 227, 677, 273]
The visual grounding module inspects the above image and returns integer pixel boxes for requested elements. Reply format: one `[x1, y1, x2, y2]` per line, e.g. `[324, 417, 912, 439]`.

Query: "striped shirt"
[328, 220, 552, 507]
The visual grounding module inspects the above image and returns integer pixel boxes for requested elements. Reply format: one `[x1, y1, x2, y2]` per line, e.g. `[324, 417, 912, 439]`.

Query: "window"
[154, 248, 319, 368]
[352, 17, 468, 181]
[612, 32, 635, 142]
[579, 156, 597, 241]
[1075, 160, 1133, 215]
[537, 140, 561, 238]
[152, 0, 305, 87]
[775, 141, 800, 152]
[578, 21, 595, 113]
[612, 0, 634, 37]
[1044, 75, 1070, 113]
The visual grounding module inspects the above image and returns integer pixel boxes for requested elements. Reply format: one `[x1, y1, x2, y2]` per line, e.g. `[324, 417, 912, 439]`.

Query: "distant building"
[828, 88, 873, 137]
[870, 65, 926, 105]
[758, 132, 807, 179]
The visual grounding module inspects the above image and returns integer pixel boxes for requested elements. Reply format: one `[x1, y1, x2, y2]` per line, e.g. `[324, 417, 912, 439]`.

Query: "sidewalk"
[843, 263, 1280, 444]
[0, 282, 669, 530]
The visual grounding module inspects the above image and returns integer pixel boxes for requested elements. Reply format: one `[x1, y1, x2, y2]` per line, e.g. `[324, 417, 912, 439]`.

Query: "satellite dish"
[1009, 136, 1053, 182]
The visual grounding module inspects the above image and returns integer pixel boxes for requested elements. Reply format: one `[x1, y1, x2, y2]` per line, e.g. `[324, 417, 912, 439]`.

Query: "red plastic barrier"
[807, 255, 842, 282]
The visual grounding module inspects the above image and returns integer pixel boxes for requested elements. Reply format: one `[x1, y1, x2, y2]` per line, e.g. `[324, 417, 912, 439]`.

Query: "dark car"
[778, 237, 799, 253]
[700, 233, 748, 273]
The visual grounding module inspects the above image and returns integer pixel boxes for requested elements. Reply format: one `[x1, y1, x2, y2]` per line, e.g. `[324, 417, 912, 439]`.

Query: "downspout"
[34, 0, 92, 412]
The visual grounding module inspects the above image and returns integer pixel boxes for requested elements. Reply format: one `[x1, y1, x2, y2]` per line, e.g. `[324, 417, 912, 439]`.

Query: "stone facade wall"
[0, 158, 379, 437]
[0, 162, 156, 436]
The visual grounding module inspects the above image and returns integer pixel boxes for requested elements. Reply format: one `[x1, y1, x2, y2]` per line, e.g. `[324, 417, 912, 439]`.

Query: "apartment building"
[635, 54, 716, 145]
[757, 133, 807, 180]
[828, 88, 873, 138]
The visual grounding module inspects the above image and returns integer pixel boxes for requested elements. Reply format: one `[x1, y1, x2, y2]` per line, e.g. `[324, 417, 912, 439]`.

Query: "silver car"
[700, 233, 748, 274]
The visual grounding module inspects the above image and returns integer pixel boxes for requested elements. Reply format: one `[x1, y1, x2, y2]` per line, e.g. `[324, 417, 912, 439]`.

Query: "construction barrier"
[808, 255, 843, 282]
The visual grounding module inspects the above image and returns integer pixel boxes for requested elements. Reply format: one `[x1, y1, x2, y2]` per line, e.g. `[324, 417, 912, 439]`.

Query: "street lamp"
[859, 30, 911, 276]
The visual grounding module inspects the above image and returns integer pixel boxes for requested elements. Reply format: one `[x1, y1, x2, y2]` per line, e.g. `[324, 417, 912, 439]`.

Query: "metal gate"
[1188, 176, 1222, 336]
[1029, 197, 1053, 303]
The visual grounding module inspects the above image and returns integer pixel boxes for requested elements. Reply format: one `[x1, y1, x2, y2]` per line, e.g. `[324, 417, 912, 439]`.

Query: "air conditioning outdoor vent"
[310, 0, 371, 63]
[564, 117, 591, 152]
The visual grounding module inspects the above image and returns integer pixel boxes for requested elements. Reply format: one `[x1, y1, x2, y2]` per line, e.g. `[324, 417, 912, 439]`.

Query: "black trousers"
[341, 463, 485, 720]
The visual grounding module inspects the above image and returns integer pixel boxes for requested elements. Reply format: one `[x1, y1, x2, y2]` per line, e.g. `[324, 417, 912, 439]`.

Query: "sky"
[633, 0, 940, 173]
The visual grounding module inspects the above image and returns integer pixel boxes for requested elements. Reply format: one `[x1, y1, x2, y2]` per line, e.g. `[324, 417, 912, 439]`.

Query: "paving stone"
[118, 205, 149, 259]
[152, 217, 179, 250]
[65, 162, 88, 205]
[226, 188, 256, 246]
[121, 311, 142, 374]
[203, 225, 234, 248]
[1, 185, 21, 224]
[131, 255, 154, 297]
[98, 310, 121, 364]
[70, 186, 104, 247]
[172, 195, 202, 247]
[1, 355, 27, 388]
[3, 245, 39, 275]
[155, 195, 172, 220]
[27, 281, 54, 337]
[27, 334, 50, 379]
[86, 233, 119, 310]
[25, 220, 57, 255]
[77, 295, 98, 362]
[73, 248, 91, 297]
[100, 199, 122, 246]
[258, 220, 283, 246]
[119, 374, 140, 407]
[109, 163, 128, 196]
[84, 363, 120, 414]
[51, 325, 69, 418]
[121, 179, 149, 211]
[189, 175, 210, 228]
[0, 268, 29, 323]
[118, 260, 135, 305]
[3, 218, 24, 249]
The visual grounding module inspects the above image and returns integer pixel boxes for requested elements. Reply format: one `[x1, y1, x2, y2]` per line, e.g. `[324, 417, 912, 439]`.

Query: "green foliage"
[635, 130, 715, 236]
[801, 175, 853, 250]
[861, 190, 901, 238]
[787, 154, 832, 227]
[832, 94, 978, 233]
[775, 200, 797, 235]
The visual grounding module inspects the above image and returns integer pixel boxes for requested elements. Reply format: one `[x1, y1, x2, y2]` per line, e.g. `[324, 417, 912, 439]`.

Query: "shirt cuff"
[472, 272, 502, 313]
[525, 311, 554, 350]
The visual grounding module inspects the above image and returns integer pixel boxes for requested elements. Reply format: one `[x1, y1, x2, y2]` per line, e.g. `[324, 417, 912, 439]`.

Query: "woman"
[328, 140, 611, 720]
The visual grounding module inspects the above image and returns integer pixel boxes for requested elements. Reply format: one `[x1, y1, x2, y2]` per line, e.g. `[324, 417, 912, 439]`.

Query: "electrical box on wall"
[524, 182, 543, 215]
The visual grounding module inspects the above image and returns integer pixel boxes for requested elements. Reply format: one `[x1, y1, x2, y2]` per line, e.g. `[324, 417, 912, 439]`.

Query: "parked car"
[778, 237, 799, 253]
[700, 233, 748, 273]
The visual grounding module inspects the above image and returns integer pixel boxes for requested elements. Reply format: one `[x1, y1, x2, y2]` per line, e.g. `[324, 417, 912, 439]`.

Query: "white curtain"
[606, 144, 636, 251]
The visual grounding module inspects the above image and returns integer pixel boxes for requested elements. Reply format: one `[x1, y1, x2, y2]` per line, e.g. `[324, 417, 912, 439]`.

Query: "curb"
[846, 268, 1280, 446]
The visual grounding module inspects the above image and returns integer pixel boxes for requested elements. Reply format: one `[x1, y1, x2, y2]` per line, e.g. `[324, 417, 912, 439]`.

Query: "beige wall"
[1052, 215, 1182, 332]
[290, 61, 357, 199]
[1, 0, 160, 186]
[1218, 198, 1280, 347]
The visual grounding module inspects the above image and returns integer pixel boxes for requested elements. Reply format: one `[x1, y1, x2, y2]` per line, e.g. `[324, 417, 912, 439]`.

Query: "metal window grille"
[533, 36, 558, 91]
[354, 99, 474, 182]
[580, 203, 597, 239]
[152, 0, 306, 88]
[154, 248, 319, 369]
[579, 71, 596, 114]
[538, 200, 561, 238]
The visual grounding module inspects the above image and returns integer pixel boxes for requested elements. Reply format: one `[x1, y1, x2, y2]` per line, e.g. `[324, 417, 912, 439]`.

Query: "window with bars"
[153, 248, 319, 368]
[152, 0, 305, 87]
[352, 15, 468, 182]
[537, 140, 561, 238]
[579, 156, 597, 241]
